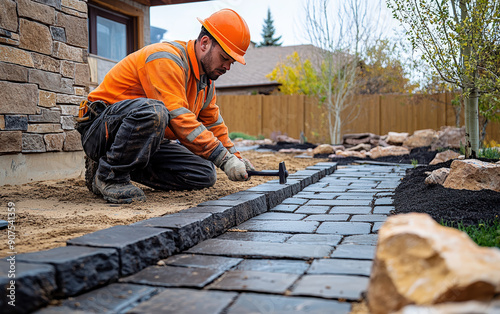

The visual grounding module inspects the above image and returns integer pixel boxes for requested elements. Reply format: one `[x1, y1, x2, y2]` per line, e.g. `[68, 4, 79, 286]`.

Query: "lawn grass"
[441, 219, 500, 248]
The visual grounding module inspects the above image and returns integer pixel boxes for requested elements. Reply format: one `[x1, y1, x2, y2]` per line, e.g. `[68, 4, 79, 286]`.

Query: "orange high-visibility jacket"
[88, 40, 240, 163]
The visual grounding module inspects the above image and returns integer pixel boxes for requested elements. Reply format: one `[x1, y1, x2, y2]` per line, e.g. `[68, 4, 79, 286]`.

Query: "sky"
[149, 0, 402, 47]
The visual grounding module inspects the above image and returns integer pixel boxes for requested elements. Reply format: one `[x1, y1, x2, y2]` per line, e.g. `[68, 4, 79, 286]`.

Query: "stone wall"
[0, 0, 89, 155]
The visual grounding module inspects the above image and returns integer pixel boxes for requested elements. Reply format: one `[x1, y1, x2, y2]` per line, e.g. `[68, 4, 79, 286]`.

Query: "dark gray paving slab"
[342, 234, 379, 245]
[0, 260, 56, 313]
[336, 193, 375, 200]
[161, 254, 242, 270]
[281, 198, 308, 205]
[350, 214, 388, 222]
[373, 222, 385, 233]
[374, 197, 394, 205]
[181, 206, 235, 236]
[332, 244, 376, 260]
[286, 234, 342, 246]
[236, 220, 319, 233]
[67, 225, 176, 276]
[377, 182, 402, 189]
[234, 259, 310, 274]
[216, 232, 292, 243]
[208, 270, 299, 294]
[298, 193, 340, 200]
[308, 259, 373, 276]
[307, 199, 372, 206]
[227, 293, 350, 314]
[329, 206, 371, 214]
[295, 206, 330, 214]
[17, 246, 118, 297]
[270, 204, 300, 212]
[291, 274, 369, 300]
[245, 183, 295, 209]
[348, 182, 379, 188]
[303, 214, 349, 221]
[316, 222, 371, 235]
[131, 213, 215, 251]
[120, 265, 224, 288]
[187, 239, 332, 259]
[250, 212, 306, 220]
[198, 193, 267, 224]
[373, 205, 395, 214]
[36, 283, 158, 314]
[128, 288, 237, 314]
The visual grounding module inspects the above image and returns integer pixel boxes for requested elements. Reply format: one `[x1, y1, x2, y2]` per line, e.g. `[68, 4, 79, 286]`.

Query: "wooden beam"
[148, 0, 209, 6]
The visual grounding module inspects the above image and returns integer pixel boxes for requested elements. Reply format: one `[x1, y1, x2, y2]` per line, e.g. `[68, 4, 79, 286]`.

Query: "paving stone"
[336, 193, 375, 200]
[303, 186, 348, 193]
[303, 214, 349, 221]
[181, 206, 234, 236]
[292, 169, 322, 182]
[0, 260, 56, 313]
[245, 183, 295, 209]
[216, 232, 292, 243]
[373, 222, 385, 233]
[281, 197, 308, 205]
[250, 212, 306, 220]
[374, 197, 394, 205]
[342, 234, 379, 245]
[350, 214, 388, 222]
[36, 283, 158, 314]
[316, 222, 371, 235]
[187, 239, 332, 259]
[121, 265, 224, 288]
[270, 204, 300, 212]
[299, 193, 340, 200]
[17, 246, 118, 297]
[291, 274, 369, 300]
[161, 254, 242, 270]
[199, 193, 267, 224]
[208, 270, 299, 294]
[227, 293, 350, 314]
[132, 213, 215, 251]
[67, 225, 176, 276]
[331, 244, 376, 260]
[236, 220, 319, 234]
[308, 259, 373, 276]
[376, 182, 401, 189]
[348, 182, 379, 188]
[307, 199, 372, 206]
[373, 205, 395, 214]
[295, 205, 330, 214]
[128, 288, 237, 314]
[234, 259, 310, 274]
[329, 206, 372, 214]
[286, 234, 342, 246]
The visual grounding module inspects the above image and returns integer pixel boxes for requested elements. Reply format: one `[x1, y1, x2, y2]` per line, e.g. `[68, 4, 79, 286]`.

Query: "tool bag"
[75, 100, 108, 135]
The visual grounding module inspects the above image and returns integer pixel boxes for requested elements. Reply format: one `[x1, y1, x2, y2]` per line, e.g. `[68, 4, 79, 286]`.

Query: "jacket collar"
[187, 40, 209, 90]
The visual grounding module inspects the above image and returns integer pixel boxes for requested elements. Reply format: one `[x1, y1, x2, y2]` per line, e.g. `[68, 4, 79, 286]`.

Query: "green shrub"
[441, 219, 500, 248]
[229, 132, 257, 140]
[480, 147, 500, 160]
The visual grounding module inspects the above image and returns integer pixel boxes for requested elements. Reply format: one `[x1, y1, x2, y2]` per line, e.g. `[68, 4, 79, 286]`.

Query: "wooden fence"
[217, 93, 500, 144]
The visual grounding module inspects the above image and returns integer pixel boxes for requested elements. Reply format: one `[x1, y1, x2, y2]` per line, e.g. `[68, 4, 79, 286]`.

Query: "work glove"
[220, 153, 248, 181]
[240, 157, 256, 171]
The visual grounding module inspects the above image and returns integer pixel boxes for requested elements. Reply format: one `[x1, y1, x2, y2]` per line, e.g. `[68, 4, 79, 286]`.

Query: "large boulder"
[312, 144, 335, 155]
[386, 132, 409, 146]
[424, 167, 450, 185]
[334, 150, 367, 158]
[368, 146, 409, 159]
[429, 149, 461, 165]
[367, 213, 500, 314]
[443, 159, 500, 192]
[403, 129, 438, 148]
[431, 126, 466, 150]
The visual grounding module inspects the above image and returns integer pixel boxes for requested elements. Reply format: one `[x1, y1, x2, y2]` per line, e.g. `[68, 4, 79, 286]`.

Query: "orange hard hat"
[197, 9, 250, 65]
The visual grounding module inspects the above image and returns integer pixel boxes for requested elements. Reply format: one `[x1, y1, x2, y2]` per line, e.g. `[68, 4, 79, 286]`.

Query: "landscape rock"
[429, 150, 461, 165]
[431, 126, 466, 150]
[424, 167, 450, 185]
[343, 133, 380, 146]
[386, 132, 409, 145]
[443, 159, 500, 192]
[367, 213, 500, 314]
[368, 146, 409, 159]
[346, 143, 371, 152]
[335, 150, 367, 158]
[396, 300, 500, 314]
[313, 144, 334, 155]
[403, 129, 438, 148]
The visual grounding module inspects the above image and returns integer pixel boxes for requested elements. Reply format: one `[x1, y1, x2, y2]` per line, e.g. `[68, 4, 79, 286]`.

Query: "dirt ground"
[0, 150, 328, 257]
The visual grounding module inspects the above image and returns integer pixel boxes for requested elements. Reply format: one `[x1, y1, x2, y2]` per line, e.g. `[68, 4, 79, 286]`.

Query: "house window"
[88, 3, 135, 61]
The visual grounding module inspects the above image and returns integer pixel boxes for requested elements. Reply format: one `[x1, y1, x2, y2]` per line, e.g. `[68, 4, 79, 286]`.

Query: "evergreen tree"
[258, 8, 282, 47]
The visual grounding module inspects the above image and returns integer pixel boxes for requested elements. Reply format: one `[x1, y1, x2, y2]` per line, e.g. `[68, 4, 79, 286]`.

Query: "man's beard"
[201, 47, 226, 80]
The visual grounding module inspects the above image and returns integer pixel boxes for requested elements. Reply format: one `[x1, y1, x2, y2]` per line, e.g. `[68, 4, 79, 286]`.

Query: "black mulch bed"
[258, 141, 318, 151]
[393, 159, 500, 226]
[318, 146, 438, 165]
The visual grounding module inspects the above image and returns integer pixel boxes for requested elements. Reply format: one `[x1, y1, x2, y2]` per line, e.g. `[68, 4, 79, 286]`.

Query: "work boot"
[84, 156, 99, 194]
[92, 176, 146, 204]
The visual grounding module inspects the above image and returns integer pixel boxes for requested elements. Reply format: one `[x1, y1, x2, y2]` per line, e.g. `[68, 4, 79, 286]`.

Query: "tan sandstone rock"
[443, 159, 500, 192]
[368, 146, 409, 159]
[346, 143, 371, 152]
[335, 150, 367, 158]
[396, 300, 500, 314]
[429, 150, 461, 165]
[313, 144, 335, 155]
[424, 168, 450, 185]
[367, 213, 500, 314]
[431, 126, 466, 150]
[386, 132, 409, 145]
[403, 129, 438, 148]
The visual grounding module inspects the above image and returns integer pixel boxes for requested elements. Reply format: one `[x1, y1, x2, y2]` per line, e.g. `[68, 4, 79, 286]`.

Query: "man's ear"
[200, 36, 211, 52]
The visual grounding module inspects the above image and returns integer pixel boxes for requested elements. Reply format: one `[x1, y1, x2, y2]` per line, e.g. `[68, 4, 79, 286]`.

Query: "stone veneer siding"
[0, 0, 89, 155]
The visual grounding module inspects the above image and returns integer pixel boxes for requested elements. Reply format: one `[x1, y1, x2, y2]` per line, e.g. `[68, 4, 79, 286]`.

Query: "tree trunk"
[464, 89, 480, 158]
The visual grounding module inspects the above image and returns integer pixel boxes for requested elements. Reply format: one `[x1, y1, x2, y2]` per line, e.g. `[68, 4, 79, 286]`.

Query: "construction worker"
[76, 9, 254, 204]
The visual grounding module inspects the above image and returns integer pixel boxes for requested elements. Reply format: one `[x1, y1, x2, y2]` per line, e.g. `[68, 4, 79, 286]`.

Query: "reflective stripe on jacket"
[87, 40, 240, 162]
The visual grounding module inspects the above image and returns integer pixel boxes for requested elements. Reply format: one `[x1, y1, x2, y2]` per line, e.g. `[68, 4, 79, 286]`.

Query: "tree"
[266, 52, 319, 95]
[387, 0, 500, 157]
[258, 8, 282, 47]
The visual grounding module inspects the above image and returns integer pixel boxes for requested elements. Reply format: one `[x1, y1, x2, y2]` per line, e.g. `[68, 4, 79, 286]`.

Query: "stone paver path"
[33, 163, 410, 314]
